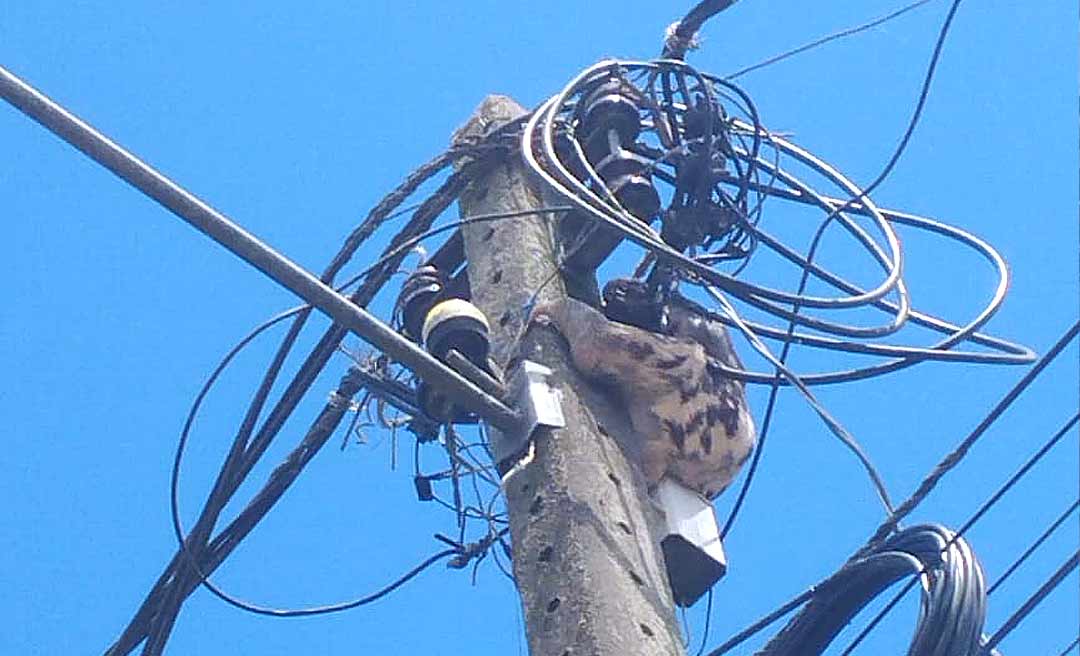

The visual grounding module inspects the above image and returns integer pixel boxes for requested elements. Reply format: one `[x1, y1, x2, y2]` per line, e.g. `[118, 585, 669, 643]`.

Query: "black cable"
[662, 0, 738, 60]
[980, 551, 1080, 655]
[694, 588, 714, 656]
[709, 325, 1078, 655]
[705, 589, 815, 656]
[988, 498, 1080, 595]
[158, 204, 566, 625]
[759, 524, 988, 656]
[817, 0, 963, 232]
[1058, 636, 1080, 656]
[719, 373, 780, 538]
[862, 322, 1080, 552]
[725, 0, 936, 80]
[215, 547, 457, 617]
[838, 412, 1078, 653]
[953, 412, 1079, 539]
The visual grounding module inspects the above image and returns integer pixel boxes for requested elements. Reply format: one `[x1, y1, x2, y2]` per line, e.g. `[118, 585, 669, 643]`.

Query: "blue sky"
[2, 2, 1077, 654]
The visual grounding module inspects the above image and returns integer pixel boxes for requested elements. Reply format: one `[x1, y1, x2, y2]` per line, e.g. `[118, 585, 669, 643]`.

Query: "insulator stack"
[577, 76, 660, 221]
[396, 264, 446, 342]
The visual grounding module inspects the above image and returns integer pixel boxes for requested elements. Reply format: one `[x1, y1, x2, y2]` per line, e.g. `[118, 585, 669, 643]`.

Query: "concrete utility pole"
[454, 96, 685, 656]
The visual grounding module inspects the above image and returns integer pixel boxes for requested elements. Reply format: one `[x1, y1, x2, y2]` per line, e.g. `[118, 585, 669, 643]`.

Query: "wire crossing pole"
[455, 96, 684, 656]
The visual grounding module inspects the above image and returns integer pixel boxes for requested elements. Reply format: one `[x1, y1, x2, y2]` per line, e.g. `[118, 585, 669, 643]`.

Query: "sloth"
[530, 278, 755, 499]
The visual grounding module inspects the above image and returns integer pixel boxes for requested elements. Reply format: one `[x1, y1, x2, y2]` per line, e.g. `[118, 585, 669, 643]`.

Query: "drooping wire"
[815, 0, 964, 234]
[724, 0, 969, 542]
[125, 153, 480, 656]
[523, 57, 1032, 388]
[707, 286, 896, 515]
[165, 204, 568, 617]
[721, 181, 878, 537]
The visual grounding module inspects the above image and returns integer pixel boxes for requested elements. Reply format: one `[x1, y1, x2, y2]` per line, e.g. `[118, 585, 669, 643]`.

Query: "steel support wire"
[0, 63, 519, 433]
[755, 525, 988, 656]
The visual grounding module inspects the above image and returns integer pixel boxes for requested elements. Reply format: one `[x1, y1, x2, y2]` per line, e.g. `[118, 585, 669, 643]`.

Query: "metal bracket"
[486, 360, 565, 466]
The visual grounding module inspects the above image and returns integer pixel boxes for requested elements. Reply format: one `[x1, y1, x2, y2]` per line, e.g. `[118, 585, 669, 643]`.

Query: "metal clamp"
[487, 360, 565, 466]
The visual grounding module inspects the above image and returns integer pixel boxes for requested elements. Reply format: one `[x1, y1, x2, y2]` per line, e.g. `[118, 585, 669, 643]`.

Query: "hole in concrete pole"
[547, 598, 561, 613]
[539, 546, 554, 562]
[607, 472, 621, 487]
[491, 270, 503, 284]
[483, 227, 496, 242]
[639, 623, 654, 637]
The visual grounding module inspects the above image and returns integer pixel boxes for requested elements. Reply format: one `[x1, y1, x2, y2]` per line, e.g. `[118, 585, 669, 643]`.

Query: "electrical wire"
[987, 498, 1080, 595]
[707, 322, 1078, 655]
[719, 4, 972, 517]
[1057, 636, 1080, 656]
[663, 0, 738, 60]
[837, 410, 1078, 653]
[522, 56, 1032, 391]
[980, 551, 1080, 655]
[860, 323, 1079, 553]
[115, 0, 1034, 648]
[707, 285, 895, 514]
[724, 0, 937, 80]
[809, 0, 963, 252]
[114, 135, 534, 654]
[765, 524, 989, 656]
[694, 589, 714, 656]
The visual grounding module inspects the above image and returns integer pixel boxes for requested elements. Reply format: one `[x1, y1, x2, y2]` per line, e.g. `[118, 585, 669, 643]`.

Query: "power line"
[721, 0, 964, 539]
[988, 498, 1080, 595]
[839, 412, 1078, 653]
[663, 0, 738, 59]
[1058, 636, 1080, 656]
[980, 551, 1080, 654]
[708, 320, 1078, 655]
[725, 0, 937, 80]
[838, 411, 1078, 653]
[860, 321, 1080, 553]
